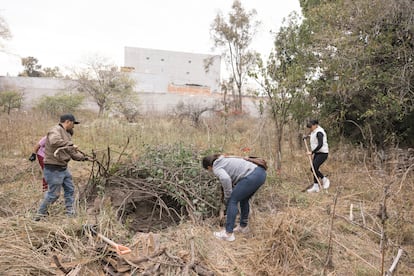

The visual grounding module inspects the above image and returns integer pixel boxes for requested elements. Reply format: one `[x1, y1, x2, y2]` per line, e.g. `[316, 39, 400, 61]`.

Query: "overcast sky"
[0, 0, 301, 76]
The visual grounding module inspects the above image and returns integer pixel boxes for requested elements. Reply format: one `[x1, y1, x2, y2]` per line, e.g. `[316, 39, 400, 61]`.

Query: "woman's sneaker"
[213, 229, 235, 242]
[233, 225, 249, 234]
[307, 183, 320, 193]
[322, 177, 330, 189]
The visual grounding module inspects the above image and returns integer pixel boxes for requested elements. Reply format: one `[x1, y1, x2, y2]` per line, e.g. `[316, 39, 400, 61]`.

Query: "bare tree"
[172, 100, 220, 128]
[74, 56, 136, 116]
[210, 0, 260, 112]
[251, 13, 310, 171]
[112, 91, 140, 122]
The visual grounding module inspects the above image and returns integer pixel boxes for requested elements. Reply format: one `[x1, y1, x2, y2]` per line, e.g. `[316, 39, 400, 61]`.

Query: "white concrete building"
[123, 47, 221, 94]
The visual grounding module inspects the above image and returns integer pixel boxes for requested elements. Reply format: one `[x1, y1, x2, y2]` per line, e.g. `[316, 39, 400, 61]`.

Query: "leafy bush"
[0, 90, 24, 114]
[36, 92, 85, 116]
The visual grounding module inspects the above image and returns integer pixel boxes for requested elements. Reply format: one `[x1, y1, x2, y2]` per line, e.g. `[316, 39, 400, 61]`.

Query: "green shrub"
[0, 90, 24, 114]
[36, 92, 85, 116]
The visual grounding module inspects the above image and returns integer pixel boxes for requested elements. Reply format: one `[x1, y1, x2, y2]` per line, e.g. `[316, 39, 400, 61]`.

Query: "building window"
[188, 60, 192, 63]
[146, 57, 150, 60]
[161, 58, 164, 61]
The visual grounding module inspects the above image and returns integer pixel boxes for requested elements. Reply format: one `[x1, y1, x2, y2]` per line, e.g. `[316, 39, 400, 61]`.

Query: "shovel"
[83, 224, 131, 255]
[303, 136, 323, 191]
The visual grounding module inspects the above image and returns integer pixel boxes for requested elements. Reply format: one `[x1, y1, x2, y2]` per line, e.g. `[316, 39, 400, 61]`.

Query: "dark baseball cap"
[60, 114, 80, 124]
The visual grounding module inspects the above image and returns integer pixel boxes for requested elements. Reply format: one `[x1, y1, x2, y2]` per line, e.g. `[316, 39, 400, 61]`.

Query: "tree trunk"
[274, 122, 283, 172]
[236, 85, 243, 112]
[98, 105, 105, 117]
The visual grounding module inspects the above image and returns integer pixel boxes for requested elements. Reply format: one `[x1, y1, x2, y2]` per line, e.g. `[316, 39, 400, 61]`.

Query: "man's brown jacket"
[44, 124, 85, 167]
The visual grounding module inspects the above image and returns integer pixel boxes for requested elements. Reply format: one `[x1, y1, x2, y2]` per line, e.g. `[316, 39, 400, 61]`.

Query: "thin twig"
[323, 188, 340, 274]
[386, 248, 403, 276]
[116, 137, 130, 164]
[360, 201, 366, 227]
[335, 214, 381, 237]
[379, 185, 390, 275]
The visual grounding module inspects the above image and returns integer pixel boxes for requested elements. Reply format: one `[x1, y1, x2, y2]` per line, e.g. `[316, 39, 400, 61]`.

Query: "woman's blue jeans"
[37, 167, 75, 215]
[225, 166, 266, 233]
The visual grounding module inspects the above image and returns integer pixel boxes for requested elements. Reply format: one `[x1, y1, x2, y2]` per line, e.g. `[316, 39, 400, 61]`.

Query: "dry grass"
[0, 111, 413, 275]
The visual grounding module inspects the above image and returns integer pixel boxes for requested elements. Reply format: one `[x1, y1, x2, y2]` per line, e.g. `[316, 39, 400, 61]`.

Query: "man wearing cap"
[34, 113, 89, 221]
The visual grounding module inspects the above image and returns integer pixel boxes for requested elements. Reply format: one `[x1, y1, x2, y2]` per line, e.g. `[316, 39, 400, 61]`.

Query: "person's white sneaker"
[234, 225, 249, 234]
[322, 177, 330, 189]
[213, 229, 235, 242]
[307, 183, 320, 193]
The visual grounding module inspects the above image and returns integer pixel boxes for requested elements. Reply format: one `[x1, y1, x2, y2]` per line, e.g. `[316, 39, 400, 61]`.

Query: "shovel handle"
[303, 138, 323, 190]
[97, 233, 132, 255]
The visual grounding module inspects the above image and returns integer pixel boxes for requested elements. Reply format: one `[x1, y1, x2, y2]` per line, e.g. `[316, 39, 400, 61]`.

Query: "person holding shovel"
[34, 114, 90, 221]
[202, 154, 267, 242]
[305, 119, 330, 193]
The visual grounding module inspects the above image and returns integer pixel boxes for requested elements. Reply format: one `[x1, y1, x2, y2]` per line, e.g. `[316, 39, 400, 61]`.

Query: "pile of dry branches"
[81, 143, 222, 231]
[0, 216, 217, 275]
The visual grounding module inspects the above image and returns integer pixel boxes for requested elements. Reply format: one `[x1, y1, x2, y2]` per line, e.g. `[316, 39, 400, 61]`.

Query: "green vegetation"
[35, 92, 85, 116]
[297, 0, 414, 148]
[0, 89, 23, 114]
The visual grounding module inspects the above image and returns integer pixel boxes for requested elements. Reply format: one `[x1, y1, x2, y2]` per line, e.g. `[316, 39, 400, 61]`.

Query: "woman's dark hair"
[306, 119, 319, 128]
[202, 154, 221, 169]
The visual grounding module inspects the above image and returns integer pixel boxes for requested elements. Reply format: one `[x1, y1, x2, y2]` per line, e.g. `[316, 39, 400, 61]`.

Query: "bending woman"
[202, 154, 266, 242]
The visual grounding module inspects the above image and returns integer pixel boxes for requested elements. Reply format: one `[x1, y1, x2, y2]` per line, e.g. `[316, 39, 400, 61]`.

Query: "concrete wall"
[0, 76, 261, 116]
[0, 76, 79, 108]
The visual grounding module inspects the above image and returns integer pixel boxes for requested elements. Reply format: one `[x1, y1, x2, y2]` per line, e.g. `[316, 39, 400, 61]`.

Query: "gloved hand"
[83, 156, 95, 162]
[29, 153, 36, 162]
[223, 198, 229, 208]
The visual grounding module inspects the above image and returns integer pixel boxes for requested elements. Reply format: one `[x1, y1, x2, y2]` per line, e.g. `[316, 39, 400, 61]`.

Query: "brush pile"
[82, 143, 222, 232]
